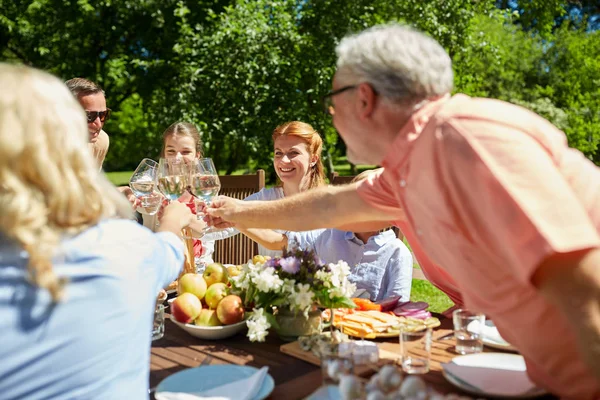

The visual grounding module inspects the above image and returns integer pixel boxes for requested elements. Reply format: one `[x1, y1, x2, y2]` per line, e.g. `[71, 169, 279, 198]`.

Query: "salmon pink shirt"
[358, 94, 600, 399]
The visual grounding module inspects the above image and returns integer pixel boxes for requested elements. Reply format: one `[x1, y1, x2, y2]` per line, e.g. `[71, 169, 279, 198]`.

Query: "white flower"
[290, 283, 314, 311]
[246, 308, 271, 342]
[231, 271, 250, 290]
[253, 267, 284, 293]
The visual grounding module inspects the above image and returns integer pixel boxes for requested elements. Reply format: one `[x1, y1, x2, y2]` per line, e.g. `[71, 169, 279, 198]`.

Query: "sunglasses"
[85, 108, 111, 123]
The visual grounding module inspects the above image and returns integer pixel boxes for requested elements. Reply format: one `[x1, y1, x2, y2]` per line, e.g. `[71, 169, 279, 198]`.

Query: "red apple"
[177, 273, 208, 300]
[205, 282, 229, 309]
[195, 309, 222, 327]
[171, 293, 202, 324]
[216, 295, 245, 325]
[203, 263, 228, 287]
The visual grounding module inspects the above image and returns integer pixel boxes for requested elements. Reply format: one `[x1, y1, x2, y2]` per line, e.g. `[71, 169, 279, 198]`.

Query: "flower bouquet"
[228, 247, 357, 342]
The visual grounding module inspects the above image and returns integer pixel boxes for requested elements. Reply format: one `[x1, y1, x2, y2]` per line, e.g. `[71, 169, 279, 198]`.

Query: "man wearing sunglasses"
[207, 24, 600, 399]
[65, 77, 111, 170]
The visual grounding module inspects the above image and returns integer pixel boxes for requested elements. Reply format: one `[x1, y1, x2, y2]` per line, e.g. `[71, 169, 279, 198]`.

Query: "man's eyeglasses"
[85, 109, 111, 123]
[321, 85, 357, 116]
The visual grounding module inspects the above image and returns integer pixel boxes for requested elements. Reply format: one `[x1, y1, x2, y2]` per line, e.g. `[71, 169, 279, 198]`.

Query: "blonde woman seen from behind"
[0, 63, 194, 399]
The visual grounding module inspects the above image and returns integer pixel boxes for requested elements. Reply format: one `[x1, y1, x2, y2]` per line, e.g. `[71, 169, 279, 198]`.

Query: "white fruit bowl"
[167, 299, 247, 340]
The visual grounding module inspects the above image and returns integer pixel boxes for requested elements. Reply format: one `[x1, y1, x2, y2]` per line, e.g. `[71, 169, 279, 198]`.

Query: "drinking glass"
[319, 341, 354, 385]
[152, 304, 165, 341]
[188, 158, 228, 241]
[130, 158, 158, 197]
[453, 309, 485, 355]
[399, 327, 432, 374]
[156, 157, 189, 202]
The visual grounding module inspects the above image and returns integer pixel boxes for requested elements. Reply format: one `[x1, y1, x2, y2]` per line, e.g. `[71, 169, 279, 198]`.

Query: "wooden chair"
[212, 170, 265, 265]
[328, 171, 355, 185]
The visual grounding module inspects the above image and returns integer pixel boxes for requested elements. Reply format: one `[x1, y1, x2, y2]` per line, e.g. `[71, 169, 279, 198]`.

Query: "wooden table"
[150, 315, 557, 399]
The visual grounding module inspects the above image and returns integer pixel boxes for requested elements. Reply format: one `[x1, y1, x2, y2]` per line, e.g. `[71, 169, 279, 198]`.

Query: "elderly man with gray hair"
[207, 24, 600, 398]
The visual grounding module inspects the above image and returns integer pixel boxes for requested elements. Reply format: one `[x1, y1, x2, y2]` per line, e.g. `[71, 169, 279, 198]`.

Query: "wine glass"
[156, 157, 189, 202]
[188, 158, 221, 206]
[188, 158, 221, 238]
[129, 158, 158, 198]
[157, 157, 193, 239]
[129, 158, 163, 215]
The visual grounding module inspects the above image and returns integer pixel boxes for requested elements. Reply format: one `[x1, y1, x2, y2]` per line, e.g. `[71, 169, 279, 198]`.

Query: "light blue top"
[0, 219, 184, 400]
[287, 229, 413, 302]
[243, 187, 286, 259]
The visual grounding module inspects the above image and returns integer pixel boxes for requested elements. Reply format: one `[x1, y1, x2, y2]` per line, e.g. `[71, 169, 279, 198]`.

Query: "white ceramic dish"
[169, 314, 247, 340]
[156, 365, 274, 400]
[483, 320, 518, 352]
[442, 353, 547, 398]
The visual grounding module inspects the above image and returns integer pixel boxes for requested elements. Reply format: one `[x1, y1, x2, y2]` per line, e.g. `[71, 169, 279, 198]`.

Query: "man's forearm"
[534, 248, 600, 380]
[235, 185, 355, 231]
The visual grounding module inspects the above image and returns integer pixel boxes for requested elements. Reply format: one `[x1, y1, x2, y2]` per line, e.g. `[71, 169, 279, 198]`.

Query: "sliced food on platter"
[324, 309, 440, 339]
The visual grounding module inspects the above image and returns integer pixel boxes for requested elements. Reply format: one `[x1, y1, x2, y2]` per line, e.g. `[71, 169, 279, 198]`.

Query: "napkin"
[482, 324, 510, 345]
[156, 366, 269, 400]
[468, 320, 510, 345]
[442, 362, 537, 396]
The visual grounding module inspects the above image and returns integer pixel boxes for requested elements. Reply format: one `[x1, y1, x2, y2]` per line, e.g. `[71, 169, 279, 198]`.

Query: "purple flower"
[266, 258, 280, 269]
[279, 257, 301, 274]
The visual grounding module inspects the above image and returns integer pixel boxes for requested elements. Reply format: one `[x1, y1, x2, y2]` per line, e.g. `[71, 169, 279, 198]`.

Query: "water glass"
[152, 304, 165, 341]
[453, 309, 485, 355]
[319, 341, 354, 385]
[399, 327, 432, 374]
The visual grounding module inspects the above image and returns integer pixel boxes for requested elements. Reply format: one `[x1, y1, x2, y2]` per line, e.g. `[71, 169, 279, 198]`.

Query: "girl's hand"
[158, 202, 195, 233]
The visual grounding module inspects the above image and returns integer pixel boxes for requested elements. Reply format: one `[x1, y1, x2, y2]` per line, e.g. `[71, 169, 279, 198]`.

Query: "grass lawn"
[106, 170, 134, 186]
[410, 279, 453, 314]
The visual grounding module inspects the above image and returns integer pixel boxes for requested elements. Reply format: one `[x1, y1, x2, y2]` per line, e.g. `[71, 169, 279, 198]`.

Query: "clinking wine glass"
[130, 158, 163, 215]
[187, 158, 221, 237]
[157, 157, 190, 202]
[130, 158, 158, 197]
[156, 157, 193, 237]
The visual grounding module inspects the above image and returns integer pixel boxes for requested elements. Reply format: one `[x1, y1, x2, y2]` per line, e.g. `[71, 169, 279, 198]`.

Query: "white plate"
[156, 365, 274, 400]
[442, 353, 547, 398]
[483, 320, 518, 352]
[169, 314, 247, 340]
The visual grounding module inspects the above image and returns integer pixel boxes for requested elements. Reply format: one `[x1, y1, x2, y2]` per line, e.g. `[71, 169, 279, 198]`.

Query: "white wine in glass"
[188, 158, 220, 204]
[157, 158, 189, 202]
[129, 158, 158, 197]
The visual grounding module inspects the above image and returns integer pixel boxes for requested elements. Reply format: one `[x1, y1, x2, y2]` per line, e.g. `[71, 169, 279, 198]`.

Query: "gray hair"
[335, 24, 453, 107]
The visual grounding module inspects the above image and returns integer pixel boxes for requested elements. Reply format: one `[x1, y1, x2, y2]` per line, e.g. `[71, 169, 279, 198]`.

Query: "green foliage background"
[2, 0, 599, 180]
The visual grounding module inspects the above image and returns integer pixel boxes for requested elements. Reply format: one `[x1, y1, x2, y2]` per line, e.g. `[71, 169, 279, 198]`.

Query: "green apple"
[194, 309, 222, 327]
[216, 295, 245, 325]
[177, 273, 208, 300]
[203, 263, 228, 287]
[171, 293, 202, 324]
[205, 282, 229, 309]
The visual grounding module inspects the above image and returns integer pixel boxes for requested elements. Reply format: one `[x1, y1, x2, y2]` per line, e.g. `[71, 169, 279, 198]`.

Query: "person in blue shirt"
[0, 63, 194, 400]
[287, 227, 413, 302]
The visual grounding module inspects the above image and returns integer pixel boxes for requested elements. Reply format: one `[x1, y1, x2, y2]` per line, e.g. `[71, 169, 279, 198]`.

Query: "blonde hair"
[0, 64, 132, 302]
[272, 121, 325, 190]
[160, 121, 203, 157]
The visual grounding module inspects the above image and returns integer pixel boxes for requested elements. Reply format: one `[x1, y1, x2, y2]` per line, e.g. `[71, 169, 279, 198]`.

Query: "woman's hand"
[158, 202, 195, 234]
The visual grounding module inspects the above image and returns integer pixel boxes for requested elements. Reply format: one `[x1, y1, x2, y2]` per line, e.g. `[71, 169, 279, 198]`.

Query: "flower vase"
[274, 308, 322, 342]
